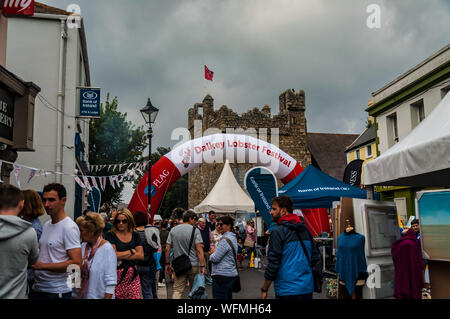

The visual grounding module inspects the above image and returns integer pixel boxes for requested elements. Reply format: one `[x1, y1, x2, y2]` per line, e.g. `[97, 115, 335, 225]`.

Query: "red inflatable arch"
[128, 133, 329, 236]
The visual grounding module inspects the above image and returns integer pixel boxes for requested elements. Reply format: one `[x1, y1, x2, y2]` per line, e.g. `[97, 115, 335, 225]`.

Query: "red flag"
[204, 65, 214, 81]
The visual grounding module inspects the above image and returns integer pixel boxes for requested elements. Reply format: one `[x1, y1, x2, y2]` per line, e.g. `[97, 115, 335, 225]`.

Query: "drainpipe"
[56, 19, 67, 183]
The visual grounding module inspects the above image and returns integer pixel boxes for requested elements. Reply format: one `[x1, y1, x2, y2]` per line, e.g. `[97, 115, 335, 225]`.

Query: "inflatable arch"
[128, 133, 328, 234]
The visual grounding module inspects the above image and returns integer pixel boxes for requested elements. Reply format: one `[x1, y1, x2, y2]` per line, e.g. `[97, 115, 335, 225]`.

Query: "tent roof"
[364, 92, 450, 187]
[194, 160, 255, 214]
[279, 164, 367, 208]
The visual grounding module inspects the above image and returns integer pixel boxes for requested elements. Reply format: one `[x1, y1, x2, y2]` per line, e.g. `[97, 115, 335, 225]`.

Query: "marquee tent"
[194, 160, 255, 214]
[279, 164, 367, 208]
[364, 92, 450, 187]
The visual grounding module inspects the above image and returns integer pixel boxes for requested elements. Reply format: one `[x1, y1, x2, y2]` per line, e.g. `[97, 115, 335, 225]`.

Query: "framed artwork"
[417, 190, 450, 262]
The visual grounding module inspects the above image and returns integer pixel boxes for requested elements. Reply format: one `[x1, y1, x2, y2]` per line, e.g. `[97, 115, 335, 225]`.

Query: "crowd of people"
[0, 178, 325, 300]
[1, 180, 429, 300]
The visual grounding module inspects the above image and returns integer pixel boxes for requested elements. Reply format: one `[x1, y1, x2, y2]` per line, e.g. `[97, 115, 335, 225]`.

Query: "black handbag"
[224, 237, 241, 293]
[292, 228, 324, 293]
[171, 226, 196, 276]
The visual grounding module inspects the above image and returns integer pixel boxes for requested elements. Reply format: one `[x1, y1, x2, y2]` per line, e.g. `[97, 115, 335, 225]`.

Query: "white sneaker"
[158, 282, 166, 287]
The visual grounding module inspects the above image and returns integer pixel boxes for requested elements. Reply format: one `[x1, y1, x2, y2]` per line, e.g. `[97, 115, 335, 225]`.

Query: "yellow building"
[345, 124, 377, 166]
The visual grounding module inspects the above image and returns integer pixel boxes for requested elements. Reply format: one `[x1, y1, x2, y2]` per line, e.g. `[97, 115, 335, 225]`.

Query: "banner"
[343, 159, 364, 186]
[244, 167, 278, 232]
[79, 87, 101, 118]
[88, 187, 101, 213]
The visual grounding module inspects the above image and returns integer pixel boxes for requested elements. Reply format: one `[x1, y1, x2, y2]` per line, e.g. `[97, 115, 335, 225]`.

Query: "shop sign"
[1, 0, 35, 16]
[0, 86, 14, 143]
[79, 87, 100, 118]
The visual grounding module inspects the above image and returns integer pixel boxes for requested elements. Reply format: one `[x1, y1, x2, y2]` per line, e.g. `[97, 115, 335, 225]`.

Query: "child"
[237, 237, 244, 269]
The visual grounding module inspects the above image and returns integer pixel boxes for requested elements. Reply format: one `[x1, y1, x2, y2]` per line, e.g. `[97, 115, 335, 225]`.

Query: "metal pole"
[148, 125, 152, 223]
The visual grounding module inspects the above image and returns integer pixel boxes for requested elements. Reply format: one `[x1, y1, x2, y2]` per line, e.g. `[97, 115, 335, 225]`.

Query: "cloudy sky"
[43, 0, 450, 201]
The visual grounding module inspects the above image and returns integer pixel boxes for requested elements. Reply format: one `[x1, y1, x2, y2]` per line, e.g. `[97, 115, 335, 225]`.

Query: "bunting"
[90, 176, 99, 190]
[109, 176, 116, 189]
[74, 176, 86, 188]
[13, 165, 21, 189]
[82, 176, 92, 191]
[27, 168, 38, 184]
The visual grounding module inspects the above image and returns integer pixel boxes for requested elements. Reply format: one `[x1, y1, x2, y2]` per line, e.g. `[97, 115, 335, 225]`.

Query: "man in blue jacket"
[260, 196, 320, 299]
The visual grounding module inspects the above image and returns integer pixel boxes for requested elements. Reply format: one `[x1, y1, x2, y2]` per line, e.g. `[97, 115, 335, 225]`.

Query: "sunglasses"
[216, 223, 224, 227]
[116, 219, 128, 224]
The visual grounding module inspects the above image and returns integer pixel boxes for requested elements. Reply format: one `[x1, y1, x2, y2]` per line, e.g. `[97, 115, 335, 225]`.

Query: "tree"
[132, 146, 188, 218]
[89, 93, 147, 205]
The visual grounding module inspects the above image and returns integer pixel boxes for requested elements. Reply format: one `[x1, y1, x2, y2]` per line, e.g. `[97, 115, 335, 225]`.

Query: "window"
[387, 113, 398, 147]
[366, 145, 372, 158]
[356, 149, 360, 159]
[411, 99, 425, 128]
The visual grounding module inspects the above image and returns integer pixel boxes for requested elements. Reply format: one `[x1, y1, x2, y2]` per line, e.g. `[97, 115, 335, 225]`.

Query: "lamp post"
[140, 98, 159, 223]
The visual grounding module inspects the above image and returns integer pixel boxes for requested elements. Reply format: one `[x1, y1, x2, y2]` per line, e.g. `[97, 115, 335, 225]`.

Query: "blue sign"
[244, 167, 278, 232]
[87, 187, 101, 213]
[79, 87, 101, 117]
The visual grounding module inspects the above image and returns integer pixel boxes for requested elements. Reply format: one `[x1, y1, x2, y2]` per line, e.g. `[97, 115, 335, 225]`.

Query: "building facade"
[345, 124, 377, 164]
[0, 6, 40, 186]
[5, 3, 91, 220]
[365, 43, 450, 217]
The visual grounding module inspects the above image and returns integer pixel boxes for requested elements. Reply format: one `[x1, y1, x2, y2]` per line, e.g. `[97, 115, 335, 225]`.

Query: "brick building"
[187, 89, 358, 209]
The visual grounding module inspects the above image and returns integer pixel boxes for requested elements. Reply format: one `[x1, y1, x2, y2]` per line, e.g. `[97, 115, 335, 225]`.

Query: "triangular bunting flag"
[82, 176, 92, 191]
[109, 176, 116, 189]
[90, 176, 99, 190]
[27, 168, 38, 184]
[74, 176, 86, 188]
[13, 164, 21, 189]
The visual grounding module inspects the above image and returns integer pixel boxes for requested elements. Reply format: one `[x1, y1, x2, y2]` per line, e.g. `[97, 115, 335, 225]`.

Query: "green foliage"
[89, 93, 147, 205]
[132, 146, 188, 218]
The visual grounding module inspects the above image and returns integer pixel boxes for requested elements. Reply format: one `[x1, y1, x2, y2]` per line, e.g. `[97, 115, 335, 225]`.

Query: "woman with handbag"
[245, 219, 257, 266]
[209, 216, 239, 299]
[105, 209, 144, 299]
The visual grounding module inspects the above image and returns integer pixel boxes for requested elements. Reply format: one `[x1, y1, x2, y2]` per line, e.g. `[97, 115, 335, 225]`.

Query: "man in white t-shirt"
[29, 183, 82, 299]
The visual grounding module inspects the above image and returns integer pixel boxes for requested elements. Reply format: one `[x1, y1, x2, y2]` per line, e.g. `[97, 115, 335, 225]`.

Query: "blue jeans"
[29, 289, 72, 299]
[137, 265, 157, 299]
[276, 293, 313, 300]
[212, 277, 236, 299]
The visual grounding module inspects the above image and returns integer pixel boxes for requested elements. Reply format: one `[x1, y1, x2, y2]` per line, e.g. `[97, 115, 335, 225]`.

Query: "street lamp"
[140, 98, 159, 223]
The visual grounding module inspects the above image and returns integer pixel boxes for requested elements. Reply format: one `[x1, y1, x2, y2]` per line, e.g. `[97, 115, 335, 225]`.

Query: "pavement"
[158, 257, 329, 299]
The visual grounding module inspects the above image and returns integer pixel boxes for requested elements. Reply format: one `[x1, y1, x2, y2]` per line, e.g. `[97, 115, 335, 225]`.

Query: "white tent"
[364, 92, 450, 187]
[194, 160, 255, 214]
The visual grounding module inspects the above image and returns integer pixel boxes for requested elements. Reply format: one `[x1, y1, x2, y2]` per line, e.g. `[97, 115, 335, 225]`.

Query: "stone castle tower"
[187, 89, 312, 209]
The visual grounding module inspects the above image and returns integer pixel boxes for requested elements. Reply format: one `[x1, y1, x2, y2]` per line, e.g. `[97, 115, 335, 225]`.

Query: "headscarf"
[77, 235, 103, 299]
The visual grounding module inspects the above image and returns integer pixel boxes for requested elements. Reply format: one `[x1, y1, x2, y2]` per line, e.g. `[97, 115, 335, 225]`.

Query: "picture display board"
[417, 189, 450, 262]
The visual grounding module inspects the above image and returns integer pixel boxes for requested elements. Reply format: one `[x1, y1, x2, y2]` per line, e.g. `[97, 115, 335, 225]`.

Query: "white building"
[6, 3, 91, 220]
[367, 44, 450, 154]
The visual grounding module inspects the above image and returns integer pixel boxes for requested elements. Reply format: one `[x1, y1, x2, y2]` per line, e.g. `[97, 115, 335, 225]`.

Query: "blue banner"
[79, 87, 101, 117]
[88, 187, 101, 212]
[244, 167, 278, 232]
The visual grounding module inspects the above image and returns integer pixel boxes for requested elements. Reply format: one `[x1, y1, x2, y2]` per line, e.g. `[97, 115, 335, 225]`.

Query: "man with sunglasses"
[30, 183, 82, 299]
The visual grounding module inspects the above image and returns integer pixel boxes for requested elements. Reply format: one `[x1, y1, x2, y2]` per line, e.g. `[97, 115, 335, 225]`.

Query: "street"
[161, 257, 328, 299]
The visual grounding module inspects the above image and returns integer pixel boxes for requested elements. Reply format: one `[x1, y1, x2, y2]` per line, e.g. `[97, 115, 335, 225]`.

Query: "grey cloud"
[44, 0, 449, 149]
